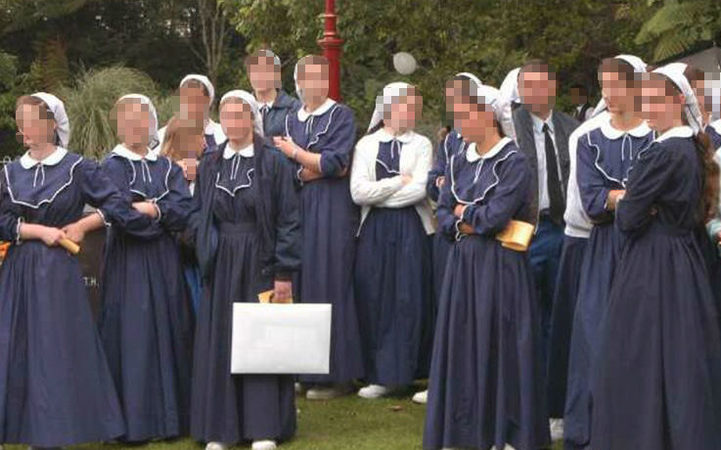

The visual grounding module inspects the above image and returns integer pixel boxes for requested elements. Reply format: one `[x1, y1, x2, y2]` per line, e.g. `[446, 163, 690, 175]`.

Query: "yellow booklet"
[495, 220, 535, 252]
[258, 290, 294, 304]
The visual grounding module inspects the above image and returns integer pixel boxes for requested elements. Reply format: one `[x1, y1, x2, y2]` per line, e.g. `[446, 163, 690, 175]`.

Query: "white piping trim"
[307, 104, 340, 149]
[449, 149, 517, 206]
[214, 168, 255, 197]
[4, 156, 83, 209]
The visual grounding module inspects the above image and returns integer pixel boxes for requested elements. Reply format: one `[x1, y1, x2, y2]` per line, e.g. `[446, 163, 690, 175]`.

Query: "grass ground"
[4, 393, 564, 450]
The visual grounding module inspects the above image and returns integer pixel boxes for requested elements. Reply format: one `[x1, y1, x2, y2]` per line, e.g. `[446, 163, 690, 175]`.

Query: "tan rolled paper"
[496, 220, 535, 252]
[59, 238, 81, 255]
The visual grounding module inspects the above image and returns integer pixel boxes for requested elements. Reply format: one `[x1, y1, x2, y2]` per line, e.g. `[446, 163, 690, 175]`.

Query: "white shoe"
[357, 384, 392, 399]
[252, 440, 278, 450]
[550, 418, 564, 442]
[412, 389, 428, 404]
[205, 443, 229, 450]
[306, 384, 353, 400]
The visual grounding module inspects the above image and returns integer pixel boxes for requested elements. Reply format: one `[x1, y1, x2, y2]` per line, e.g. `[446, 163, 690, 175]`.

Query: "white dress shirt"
[531, 111, 562, 212]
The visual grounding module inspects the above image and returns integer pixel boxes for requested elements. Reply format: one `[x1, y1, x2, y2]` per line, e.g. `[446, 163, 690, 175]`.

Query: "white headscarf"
[470, 83, 503, 123]
[367, 82, 415, 132]
[219, 89, 265, 137]
[592, 54, 648, 118]
[30, 92, 70, 148]
[653, 62, 705, 135]
[293, 56, 309, 102]
[180, 74, 215, 106]
[497, 67, 521, 139]
[455, 72, 483, 89]
[117, 94, 159, 147]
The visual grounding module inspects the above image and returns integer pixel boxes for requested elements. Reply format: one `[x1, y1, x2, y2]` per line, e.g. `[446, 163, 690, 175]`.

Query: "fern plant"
[636, 0, 721, 61]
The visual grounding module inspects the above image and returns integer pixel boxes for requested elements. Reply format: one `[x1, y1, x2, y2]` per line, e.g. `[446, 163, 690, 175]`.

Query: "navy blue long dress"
[707, 121, 721, 150]
[284, 99, 364, 385]
[354, 133, 434, 387]
[591, 127, 721, 450]
[423, 138, 550, 450]
[99, 146, 194, 441]
[190, 139, 300, 444]
[564, 122, 654, 449]
[427, 130, 465, 310]
[546, 234, 587, 418]
[0, 148, 156, 447]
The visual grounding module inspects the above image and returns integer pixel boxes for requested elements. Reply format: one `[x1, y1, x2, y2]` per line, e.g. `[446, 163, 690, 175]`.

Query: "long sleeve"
[0, 170, 20, 242]
[380, 138, 432, 208]
[155, 161, 192, 232]
[576, 135, 613, 222]
[427, 134, 450, 202]
[350, 137, 403, 206]
[460, 155, 532, 236]
[436, 159, 462, 238]
[97, 157, 163, 239]
[616, 145, 672, 233]
[272, 157, 302, 276]
[317, 106, 357, 177]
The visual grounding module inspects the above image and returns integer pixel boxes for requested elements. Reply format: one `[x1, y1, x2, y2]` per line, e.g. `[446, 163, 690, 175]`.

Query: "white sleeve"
[350, 137, 404, 206]
[380, 138, 432, 208]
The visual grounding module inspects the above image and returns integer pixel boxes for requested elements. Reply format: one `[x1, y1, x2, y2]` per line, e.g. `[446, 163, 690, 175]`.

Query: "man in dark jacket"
[246, 49, 301, 139]
[512, 60, 579, 368]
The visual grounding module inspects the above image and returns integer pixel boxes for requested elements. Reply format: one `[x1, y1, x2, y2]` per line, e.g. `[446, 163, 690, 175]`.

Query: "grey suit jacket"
[512, 104, 580, 224]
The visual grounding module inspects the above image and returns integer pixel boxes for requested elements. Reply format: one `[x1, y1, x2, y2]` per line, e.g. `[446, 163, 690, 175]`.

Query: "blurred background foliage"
[0, 0, 719, 158]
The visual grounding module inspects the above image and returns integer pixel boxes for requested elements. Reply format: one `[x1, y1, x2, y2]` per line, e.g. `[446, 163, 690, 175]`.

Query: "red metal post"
[318, 0, 343, 101]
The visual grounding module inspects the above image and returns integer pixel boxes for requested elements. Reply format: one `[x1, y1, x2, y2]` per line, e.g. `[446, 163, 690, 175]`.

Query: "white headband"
[220, 89, 265, 137]
[653, 62, 705, 135]
[30, 92, 70, 148]
[117, 94, 159, 147]
[497, 68, 521, 139]
[367, 82, 415, 132]
[180, 74, 215, 106]
[470, 83, 502, 123]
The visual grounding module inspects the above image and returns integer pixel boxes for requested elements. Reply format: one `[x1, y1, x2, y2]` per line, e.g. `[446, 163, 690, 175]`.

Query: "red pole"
[318, 0, 343, 101]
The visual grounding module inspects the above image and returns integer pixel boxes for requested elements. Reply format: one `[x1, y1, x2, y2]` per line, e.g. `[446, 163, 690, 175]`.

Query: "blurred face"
[570, 87, 587, 105]
[641, 76, 684, 133]
[519, 67, 557, 115]
[385, 88, 422, 133]
[453, 99, 496, 143]
[179, 84, 210, 124]
[15, 102, 56, 148]
[692, 78, 710, 119]
[445, 79, 464, 117]
[298, 63, 329, 106]
[220, 99, 253, 142]
[116, 101, 151, 148]
[249, 55, 281, 92]
[600, 70, 639, 115]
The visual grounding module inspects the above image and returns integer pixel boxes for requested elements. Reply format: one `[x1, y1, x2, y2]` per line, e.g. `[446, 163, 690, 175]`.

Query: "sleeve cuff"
[461, 204, 474, 223]
[295, 165, 304, 186]
[151, 200, 162, 223]
[453, 219, 464, 242]
[96, 209, 112, 228]
[14, 217, 23, 244]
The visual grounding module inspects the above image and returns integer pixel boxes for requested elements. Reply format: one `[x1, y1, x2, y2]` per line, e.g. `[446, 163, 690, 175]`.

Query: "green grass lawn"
[4, 393, 564, 450]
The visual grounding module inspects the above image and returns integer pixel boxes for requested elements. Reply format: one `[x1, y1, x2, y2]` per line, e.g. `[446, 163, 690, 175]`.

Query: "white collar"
[655, 125, 694, 143]
[223, 142, 254, 159]
[466, 137, 512, 163]
[19, 147, 68, 169]
[297, 98, 336, 122]
[375, 128, 416, 144]
[531, 110, 554, 133]
[112, 144, 158, 161]
[599, 116, 652, 139]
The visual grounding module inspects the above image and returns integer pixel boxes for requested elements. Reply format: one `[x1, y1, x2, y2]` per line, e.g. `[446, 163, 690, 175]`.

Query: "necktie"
[543, 123, 564, 224]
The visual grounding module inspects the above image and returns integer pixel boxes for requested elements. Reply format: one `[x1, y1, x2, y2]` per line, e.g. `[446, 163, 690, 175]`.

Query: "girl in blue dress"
[591, 63, 721, 450]
[272, 55, 363, 400]
[98, 94, 194, 442]
[0, 93, 156, 448]
[416, 74, 480, 405]
[563, 56, 653, 450]
[190, 90, 300, 450]
[351, 82, 434, 399]
[423, 80, 549, 450]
